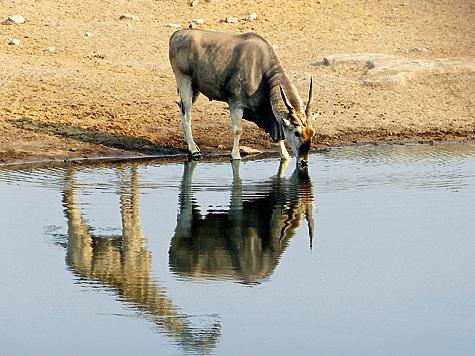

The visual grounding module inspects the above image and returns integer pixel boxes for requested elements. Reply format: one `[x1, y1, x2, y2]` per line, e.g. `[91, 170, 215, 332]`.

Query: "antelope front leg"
[230, 106, 244, 160]
[277, 140, 291, 160]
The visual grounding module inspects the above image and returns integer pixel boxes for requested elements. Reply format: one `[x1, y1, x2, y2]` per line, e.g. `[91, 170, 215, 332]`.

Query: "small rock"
[192, 18, 204, 25]
[85, 32, 92, 37]
[244, 13, 257, 21]
[8, 39, 20, 45]
[166, 23, 181, 28]
[3, 15, 25, 25]
[92, 53, 105, 59]
[225, 16, 238, 23]
[119, 14, 139, 21]
[190, 0, 200, 7]
[411, 47, 428, 52]
[240, 146, 262, 155]
[43, 47, 56, 52]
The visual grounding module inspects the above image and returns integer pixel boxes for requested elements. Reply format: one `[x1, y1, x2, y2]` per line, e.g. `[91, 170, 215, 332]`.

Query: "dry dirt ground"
[1, 0, 475, 165]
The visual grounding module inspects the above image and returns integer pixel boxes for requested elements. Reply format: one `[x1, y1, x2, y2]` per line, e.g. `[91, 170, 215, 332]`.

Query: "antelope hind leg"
[176, 74, 200, 158]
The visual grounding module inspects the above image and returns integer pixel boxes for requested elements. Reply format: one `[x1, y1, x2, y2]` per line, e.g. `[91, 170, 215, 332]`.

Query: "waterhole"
[1, 143, 474, 356]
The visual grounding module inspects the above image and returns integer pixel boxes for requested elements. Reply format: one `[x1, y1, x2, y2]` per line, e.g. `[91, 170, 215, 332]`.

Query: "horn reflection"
[169, 160, 315, 284]
[61, 165, 221, 354]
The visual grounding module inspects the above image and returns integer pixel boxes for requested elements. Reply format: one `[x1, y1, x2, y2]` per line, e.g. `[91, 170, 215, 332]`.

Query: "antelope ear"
[280, 116, 292, 128]
[280, 85, 295, 113]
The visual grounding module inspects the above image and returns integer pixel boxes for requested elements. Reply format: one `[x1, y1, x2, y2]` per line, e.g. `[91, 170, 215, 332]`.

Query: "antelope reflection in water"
[170, 160, 315, 284]
[61, 165, 220, 354]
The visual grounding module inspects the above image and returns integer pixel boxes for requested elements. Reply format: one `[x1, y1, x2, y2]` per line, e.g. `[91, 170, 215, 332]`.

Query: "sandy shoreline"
[1, 0, 474, 165]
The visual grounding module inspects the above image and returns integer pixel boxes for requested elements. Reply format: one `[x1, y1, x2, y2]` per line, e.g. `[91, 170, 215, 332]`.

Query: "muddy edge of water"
[2, 114, 475, 167]
[2, 139, 474, 171]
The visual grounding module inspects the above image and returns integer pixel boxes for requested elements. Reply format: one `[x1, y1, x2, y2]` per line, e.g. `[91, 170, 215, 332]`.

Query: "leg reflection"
[62, 164, 221, 354]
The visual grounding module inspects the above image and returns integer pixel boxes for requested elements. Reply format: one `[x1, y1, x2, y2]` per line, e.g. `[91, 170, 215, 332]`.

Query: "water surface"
[1, 143, 474, 355]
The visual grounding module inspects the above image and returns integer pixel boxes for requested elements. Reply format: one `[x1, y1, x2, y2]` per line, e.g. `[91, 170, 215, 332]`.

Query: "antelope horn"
[305, 76, 314, 121]
[279, 85, 295, 113]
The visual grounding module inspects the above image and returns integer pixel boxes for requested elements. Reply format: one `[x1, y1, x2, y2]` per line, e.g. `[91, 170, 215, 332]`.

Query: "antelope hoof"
[231, 151, 241, 161]
[189, 151, 201, 160]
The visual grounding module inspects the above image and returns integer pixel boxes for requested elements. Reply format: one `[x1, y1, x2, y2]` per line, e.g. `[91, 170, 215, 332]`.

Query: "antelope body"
[168, 29, 315, 165]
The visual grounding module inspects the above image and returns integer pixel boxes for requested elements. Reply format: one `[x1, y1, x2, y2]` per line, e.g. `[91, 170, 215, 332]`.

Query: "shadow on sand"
[6, 117, 183, 156]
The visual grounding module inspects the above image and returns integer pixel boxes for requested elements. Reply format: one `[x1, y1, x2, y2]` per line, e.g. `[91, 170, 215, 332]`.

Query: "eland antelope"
[169, 29, 316, 166]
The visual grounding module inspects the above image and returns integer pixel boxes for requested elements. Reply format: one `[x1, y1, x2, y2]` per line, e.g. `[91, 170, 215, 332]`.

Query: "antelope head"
[279, 78, 316, 167]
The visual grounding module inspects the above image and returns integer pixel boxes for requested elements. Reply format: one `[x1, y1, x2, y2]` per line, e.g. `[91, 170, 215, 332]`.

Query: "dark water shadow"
[169, 160, 315, 284]
[6, 117, 182, 155]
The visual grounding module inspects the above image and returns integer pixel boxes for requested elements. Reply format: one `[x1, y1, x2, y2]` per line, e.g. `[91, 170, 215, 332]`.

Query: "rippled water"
[1, 143, 474, 355]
